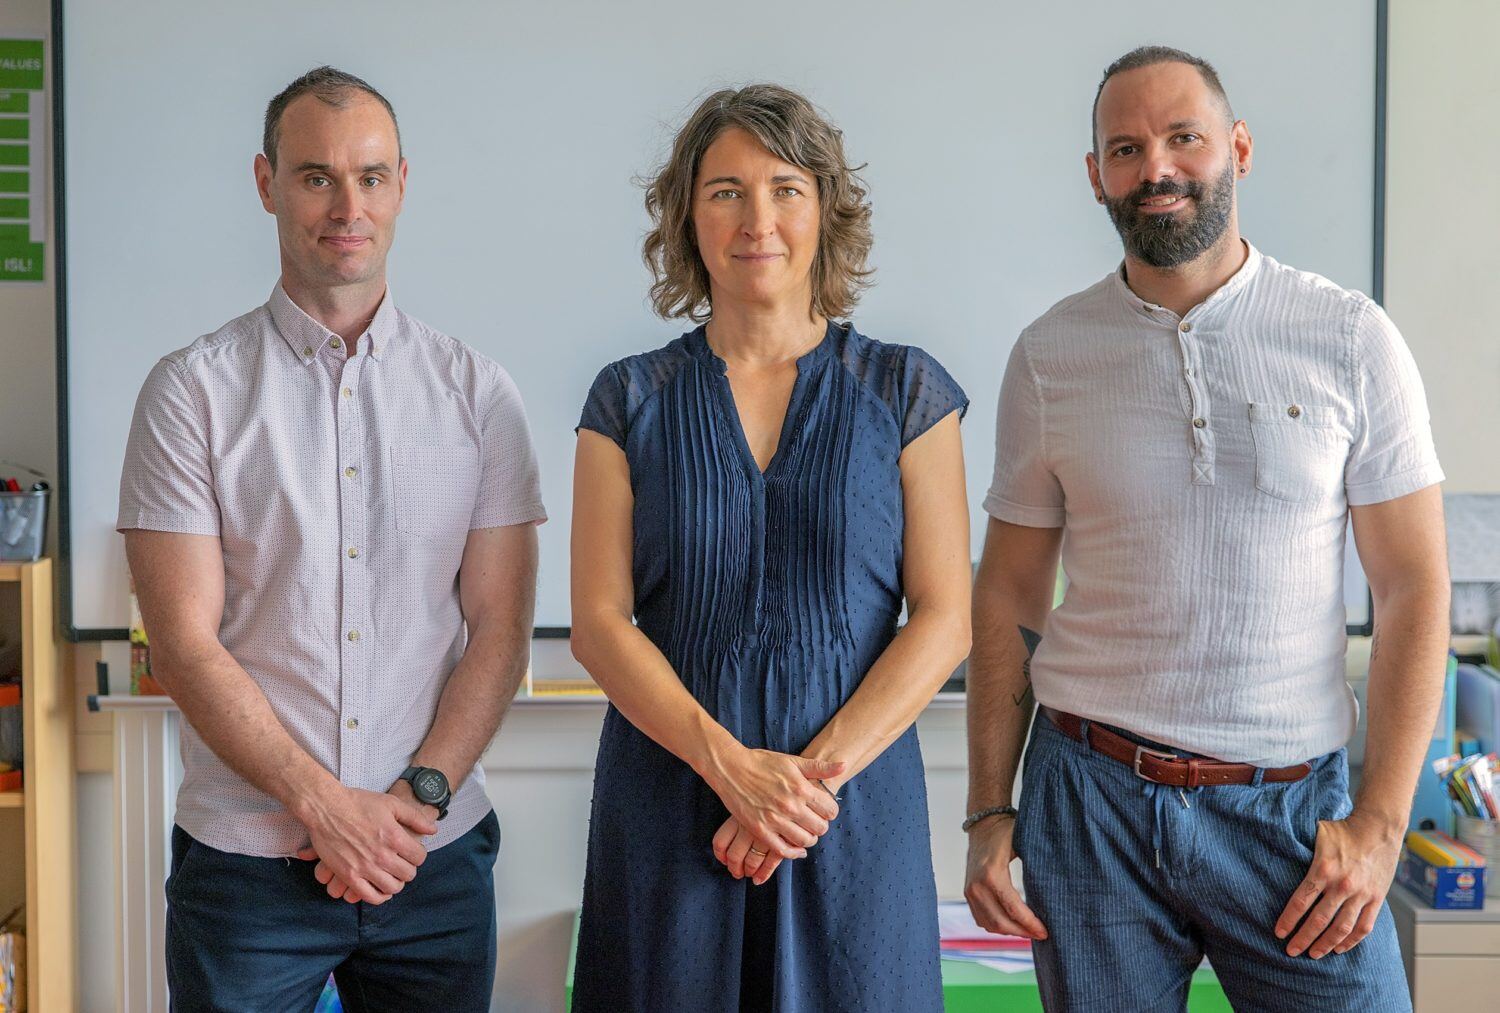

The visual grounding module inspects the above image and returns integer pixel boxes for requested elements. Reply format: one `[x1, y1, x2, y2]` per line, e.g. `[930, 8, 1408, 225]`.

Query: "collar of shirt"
[267, 282, 401, 364]
[1109, 239, 1264, 328]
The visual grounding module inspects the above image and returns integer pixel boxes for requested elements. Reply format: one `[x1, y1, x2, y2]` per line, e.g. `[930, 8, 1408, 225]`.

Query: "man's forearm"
[409, 620, 531, 786]
[154, 637, 341, 821]
[1354, 581, 1451, 831]
[966, 586, 1048, 813]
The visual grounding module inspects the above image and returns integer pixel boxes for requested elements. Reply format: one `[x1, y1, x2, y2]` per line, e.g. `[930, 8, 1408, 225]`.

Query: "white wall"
[1384, 0, 1500, 493]
[0, 0, 1489, 1009]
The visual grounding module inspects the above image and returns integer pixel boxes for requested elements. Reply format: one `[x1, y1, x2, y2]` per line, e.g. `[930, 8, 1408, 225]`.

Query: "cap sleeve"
[897, 346, 969, 448]
[577, 363, 629, 450]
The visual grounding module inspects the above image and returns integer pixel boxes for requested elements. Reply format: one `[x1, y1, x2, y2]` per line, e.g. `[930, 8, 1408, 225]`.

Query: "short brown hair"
[642, 84, 873, 322]
[1092, 46, 1234, 153]
[263, 66, 401, 170]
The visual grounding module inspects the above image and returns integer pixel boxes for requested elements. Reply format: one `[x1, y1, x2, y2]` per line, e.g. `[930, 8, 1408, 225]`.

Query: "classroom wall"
[1384, 0, 1500, 493]
[0, 0, 68, 1000]
[0, 0, 1489, 1009]
[0, 0, 55, 534]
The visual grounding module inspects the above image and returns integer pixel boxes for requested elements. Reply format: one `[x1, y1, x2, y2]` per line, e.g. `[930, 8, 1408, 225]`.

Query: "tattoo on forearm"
[1369, 627, 1381, 667]
[1012, 626, 1042, 707]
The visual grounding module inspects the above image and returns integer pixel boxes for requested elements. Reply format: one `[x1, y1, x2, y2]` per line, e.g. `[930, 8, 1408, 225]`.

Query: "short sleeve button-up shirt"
[118, 284, 546, 856]
[984, 245, 1443, 766]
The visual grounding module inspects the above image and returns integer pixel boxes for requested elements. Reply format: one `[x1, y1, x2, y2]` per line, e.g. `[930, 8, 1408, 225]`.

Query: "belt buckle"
[1132, 744, 1177, 781]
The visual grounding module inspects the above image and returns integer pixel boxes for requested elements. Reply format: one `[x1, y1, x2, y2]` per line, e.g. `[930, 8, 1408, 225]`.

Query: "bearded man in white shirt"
[962, 46, 1447, 1012]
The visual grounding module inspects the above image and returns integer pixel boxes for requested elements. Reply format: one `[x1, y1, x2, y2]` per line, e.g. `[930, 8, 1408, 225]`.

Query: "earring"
[1239, 167, 1247, 174]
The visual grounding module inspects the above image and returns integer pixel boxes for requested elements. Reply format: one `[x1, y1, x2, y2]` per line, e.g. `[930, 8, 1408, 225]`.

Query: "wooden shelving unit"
[0, 558, 76, 1012]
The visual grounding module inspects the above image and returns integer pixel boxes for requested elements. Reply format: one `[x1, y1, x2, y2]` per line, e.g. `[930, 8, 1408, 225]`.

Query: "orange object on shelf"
[135, 674, 167, 696]
[0, 684, 17, 708]
[0, 769, 20, 793]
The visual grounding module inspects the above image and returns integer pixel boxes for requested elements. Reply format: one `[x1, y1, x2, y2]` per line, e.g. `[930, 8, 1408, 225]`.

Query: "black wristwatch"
[400, 765, 451, 821]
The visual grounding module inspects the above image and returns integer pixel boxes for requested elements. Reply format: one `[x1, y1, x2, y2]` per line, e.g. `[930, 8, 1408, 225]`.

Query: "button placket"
[1174, 318, 1216, 486]
[335, 354, 369, 779]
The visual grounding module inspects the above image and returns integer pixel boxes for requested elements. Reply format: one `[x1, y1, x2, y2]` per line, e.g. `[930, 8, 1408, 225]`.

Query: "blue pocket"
[1013, 719, 1061, 863]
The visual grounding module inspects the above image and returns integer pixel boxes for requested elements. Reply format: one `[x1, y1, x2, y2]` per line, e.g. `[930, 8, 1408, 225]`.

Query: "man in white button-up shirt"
[963, 47, 1447, 1011]
[119, 67, 545, 1011]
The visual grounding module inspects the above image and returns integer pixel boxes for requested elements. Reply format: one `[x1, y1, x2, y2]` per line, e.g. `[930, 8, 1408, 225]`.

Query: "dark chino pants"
[165, 810, 499, 1013]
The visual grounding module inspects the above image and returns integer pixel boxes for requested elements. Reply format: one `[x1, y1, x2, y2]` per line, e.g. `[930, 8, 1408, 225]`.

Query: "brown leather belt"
[1044, 708, 1312, 787]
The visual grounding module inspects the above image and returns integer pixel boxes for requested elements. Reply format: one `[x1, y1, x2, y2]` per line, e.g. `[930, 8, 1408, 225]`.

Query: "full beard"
[1104, 162, 1236, 269]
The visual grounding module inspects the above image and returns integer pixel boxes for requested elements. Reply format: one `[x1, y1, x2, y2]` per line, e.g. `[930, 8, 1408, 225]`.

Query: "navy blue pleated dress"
[572, 321, 967, 1012]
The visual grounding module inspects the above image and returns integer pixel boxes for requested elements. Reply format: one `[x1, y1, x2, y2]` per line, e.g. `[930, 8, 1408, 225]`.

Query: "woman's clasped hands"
[707, 747, 846, 886]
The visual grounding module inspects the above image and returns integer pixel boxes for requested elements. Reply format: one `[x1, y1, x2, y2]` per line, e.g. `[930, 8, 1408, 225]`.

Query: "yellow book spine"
[1405, 831, 1479, 867]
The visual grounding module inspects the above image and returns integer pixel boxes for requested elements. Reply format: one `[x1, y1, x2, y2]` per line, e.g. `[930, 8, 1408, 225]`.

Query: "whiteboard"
[59, 0, 1378, 633]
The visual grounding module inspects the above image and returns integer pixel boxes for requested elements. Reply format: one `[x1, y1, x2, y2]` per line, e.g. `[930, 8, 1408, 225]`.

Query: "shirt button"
[1192, 417, 1207, 429]
[1180, 322, 1192, 333]
[344, 466, 358, 478]
[342, 387, 353, 399]
[302, 345, 313, 358]
[1287, 405, 1302, 418]
[348, 547, 359, 559]
[330, 337, 342, 350]
[347, 630, 360, 642]
[346, 717, 359, 730]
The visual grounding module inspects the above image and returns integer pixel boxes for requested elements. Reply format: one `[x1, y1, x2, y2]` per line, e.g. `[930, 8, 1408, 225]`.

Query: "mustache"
[1126, 178, 1205, 203]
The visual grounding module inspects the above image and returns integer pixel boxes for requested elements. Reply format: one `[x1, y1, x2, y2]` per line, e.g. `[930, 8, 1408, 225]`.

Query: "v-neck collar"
[689, 321, 839, 478]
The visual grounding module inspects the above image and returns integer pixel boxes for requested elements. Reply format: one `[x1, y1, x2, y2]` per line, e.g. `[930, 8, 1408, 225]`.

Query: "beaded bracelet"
[961, 805, 1019, 832]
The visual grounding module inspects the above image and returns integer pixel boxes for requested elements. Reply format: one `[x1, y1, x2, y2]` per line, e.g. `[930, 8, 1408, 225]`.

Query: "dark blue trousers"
[165, 810, 499, 1013]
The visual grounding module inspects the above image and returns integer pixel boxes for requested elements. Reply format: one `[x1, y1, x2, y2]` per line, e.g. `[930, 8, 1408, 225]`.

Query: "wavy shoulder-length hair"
[642, 84, 873, 322]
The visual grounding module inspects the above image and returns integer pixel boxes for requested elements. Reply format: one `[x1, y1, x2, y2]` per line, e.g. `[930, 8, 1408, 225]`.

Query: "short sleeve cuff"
[982, 491, 1065, 528]
[470, 502, 548, 530]
[1345, 461, 1445, 507]
[115, 510, 221, 536]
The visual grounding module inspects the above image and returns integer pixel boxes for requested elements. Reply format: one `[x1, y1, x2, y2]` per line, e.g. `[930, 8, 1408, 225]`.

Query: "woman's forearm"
[572, 613, 744, 789]
[800, 603, 972, 792]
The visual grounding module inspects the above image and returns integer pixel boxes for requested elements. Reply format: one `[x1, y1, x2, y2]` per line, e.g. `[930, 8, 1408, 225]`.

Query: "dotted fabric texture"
[985, 244, 1444, 767]
[117, 286, 546, 857]
[572, 322, 967, 1012]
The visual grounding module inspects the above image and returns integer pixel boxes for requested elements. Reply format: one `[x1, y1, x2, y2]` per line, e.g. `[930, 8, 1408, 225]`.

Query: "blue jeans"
[165, 810, 500, 1012]
[1015, 712, 1411, 1012]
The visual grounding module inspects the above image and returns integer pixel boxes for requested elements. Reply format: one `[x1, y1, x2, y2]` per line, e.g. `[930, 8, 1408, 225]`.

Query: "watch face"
[414, 770, 446, 802]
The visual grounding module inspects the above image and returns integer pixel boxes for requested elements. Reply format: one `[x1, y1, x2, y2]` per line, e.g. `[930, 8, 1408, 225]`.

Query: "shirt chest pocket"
[390, 444, 480, 542]
[1247, 402, 1346, 503]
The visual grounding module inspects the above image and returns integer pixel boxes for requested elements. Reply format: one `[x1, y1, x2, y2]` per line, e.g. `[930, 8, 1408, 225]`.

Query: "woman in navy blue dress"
[570, 84, 972, 1012]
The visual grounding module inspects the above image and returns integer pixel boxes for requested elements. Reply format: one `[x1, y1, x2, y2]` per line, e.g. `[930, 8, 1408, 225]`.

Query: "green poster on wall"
[0, 39, 43, 282]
